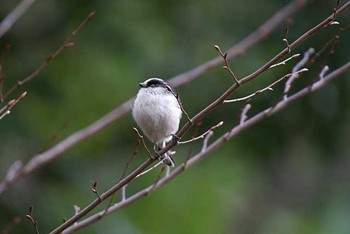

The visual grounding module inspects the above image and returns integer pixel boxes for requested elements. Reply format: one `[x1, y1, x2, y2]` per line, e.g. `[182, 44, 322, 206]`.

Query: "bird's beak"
[139, 82, 147, 88]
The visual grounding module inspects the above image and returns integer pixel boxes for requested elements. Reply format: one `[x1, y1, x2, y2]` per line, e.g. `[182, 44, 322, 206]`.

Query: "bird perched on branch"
[132, 78, 182, 166]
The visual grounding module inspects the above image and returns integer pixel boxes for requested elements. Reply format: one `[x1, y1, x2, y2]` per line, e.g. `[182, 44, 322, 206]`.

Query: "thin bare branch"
[135, 161, 163, 178]
[200, 131, 214, 153]
[269, 53, 300, 68]
[0, 91, 27, 120]
[133, 127, 153, 159]
[319, 65, 329, 80]
[175, 93, 191, 124]
[74, 205, 80, 215]
[214, 45, 240, 85]
[283, 26, 291, 53]
[121, 186, 126, 202]
[178, 121, 223, 145]
[90, 181, 102, 202]
[240, 104, 252, 125]
[283, 47, 315, 99]
[26, 206, 39, 234]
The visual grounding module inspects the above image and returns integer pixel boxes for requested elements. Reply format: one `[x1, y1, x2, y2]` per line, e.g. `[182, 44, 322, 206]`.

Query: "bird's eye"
[150, 84, 156, 88]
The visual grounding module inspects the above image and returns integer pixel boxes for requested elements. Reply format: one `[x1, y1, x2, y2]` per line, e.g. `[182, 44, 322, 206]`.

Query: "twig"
[74, 205, 81, 215]
[201, 131, 214, 153]
[178, 121, 223, 144]
[224, 68, 307, 103]
[175, 93, 191, 123]
[0, 91, 27, 120]
[90, 181, 102, 202]
[121, 186, 126, 201]
[224, 75, 282, 103]
[26, 206, 39, 234]
[0, 0, 36, 39]
[135, 161, 163, 178]
[240, 104, 252, 125]
[308, 35, 339, 67]
[284, 48, 315, 99]
[269, 53, 300, 68]
[133, 127, 153, 159]
[319, 65, 329, 80]
[61, 62, 350, 234]
[214, 45, 240, 85]
[50, 157, 155, 234]
[0, 0, 308, 195]
[3, 11, 95, 100]
[283, 26, 291, 53]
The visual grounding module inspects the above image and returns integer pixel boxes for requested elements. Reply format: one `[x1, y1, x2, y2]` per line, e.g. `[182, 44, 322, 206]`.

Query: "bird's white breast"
[132, 88, 182, 144]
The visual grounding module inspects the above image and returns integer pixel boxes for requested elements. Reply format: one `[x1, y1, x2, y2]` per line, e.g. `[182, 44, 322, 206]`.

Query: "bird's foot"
[171, 134, 180, 143]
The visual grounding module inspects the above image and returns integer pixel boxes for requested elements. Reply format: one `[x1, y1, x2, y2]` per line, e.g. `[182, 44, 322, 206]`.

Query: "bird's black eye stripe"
[146, 79, 166, 88]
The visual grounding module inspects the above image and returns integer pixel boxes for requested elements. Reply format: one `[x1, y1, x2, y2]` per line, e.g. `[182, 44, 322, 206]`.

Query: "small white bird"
[132, 78, 182, 166]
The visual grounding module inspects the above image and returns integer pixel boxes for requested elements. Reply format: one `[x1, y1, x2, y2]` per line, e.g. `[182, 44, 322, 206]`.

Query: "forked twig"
[283, 26, 291, 53]
[224, 68, 307, 103]
[90, 181, 102, 202]
[26, 206, 39, 234]
[214, 45, 240, 85]
[0, 91, 27, 120]
[284, 48, 314, 99]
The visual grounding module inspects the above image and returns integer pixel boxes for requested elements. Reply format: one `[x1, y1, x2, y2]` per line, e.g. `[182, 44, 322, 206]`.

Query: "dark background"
[0, 0, 349, 233]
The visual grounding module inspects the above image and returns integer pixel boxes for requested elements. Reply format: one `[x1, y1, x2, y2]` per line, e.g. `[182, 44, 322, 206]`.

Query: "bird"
[132, 78, 182, 166]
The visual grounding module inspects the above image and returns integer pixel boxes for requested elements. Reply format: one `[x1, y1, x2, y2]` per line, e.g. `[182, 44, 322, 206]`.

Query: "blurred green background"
[0, 0, 349, 233]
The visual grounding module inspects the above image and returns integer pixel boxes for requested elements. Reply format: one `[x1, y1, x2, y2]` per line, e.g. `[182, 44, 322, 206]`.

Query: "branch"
[178, 121, 223, 145]
[284, 47, 315, 99]
[61, 61, 350, 233]
[0, 91, 27, 120]
[26, 206, 39, 234]
[214, 45, 240, 84]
